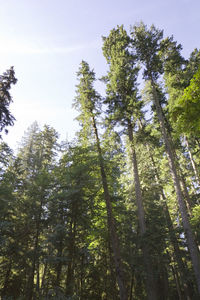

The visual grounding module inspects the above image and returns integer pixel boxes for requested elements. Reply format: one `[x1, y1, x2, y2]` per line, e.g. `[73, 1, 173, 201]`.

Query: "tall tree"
[132, 22, 200, 294]
[74, 60, 127, 300]
[102, 25, 158, 300]
[16, 123, 58, 300]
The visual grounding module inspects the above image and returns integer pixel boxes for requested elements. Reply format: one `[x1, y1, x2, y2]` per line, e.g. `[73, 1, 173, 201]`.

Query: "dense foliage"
[0, 23, 200, 300]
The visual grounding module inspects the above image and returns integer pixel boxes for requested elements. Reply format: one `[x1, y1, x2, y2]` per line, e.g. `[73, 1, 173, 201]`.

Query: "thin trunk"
[43, 266, 51, 299]
[180, 175, 192, 214]
[41, 260, 48, 295]
[185, 137, 200, 187]
[65, 219, 76, 297]
[151, 79, 200, 295]
[80, 254, 84, 300]
[173, 146, 193, 212]
[36, 261, 40, 298]
[55, 201, 65, 289]
[165, 202, 193, 299]
[26, 194, 44, 300]
[55, 240, 63, 287]
[108, 239, 118, 300]
[171, 264, 183, 300]
[127, 122, 145, 234]
[148, 146, 193, 299]
[129, 273, 134, 300]
[92, 115, 127, 300]
[26, 221, 40, 300]
[127, 121, 158, 300]
[141, 120, 194, 299]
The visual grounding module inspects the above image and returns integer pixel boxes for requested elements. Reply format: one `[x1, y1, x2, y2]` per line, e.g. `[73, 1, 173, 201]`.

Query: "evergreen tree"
[74, 60, 127, 300]
[0, 67, 17, 137]
[102, 25, 159, 300]
[132, 22, 200, 295]
[1, 123, 59, 299]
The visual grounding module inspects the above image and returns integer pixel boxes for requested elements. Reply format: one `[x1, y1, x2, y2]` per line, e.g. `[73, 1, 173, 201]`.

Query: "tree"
[132, 22, 200, 295]
[0, 67, 17, 137]
[102, 25, 158, 300]
[74, 60, 127, 300]
[4, 123, 59, 300]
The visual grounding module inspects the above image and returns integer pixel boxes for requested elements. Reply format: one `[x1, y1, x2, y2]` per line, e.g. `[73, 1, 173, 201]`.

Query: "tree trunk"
[26, 221, 40, 300]
[92, 115, 127, 300]
[148, 146, 193, 299]
[65, 219, 76, 297]
[180, 175, 193, 214]
[127, 122, 145, 234]
[55, 239, 63, 288]
[36, 260, 40, 297]
[171, 263, 183, 300]
[127, 121, 158, 300]
[151, 79, 200, 295]
[26, 193, 44, 300]
[185, 137, 200, 187]
[41, 260, 48, 296]
[129, 273, 134, 300]
[108, 239, 118, 299]
[165, 202, 194, 299]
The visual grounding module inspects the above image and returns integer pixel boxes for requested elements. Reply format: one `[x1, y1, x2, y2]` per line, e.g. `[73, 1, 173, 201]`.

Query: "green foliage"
[102, 25, 141, 125]
[131, 22, 163, 80]
[191, 204, 200, 242]
[170, 67, 200, 137]
[73, 61, 100, 122]
[0, 67, 17, 137]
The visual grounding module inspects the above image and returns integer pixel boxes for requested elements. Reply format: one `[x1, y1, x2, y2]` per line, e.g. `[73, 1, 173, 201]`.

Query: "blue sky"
[0, 0, 200, 150]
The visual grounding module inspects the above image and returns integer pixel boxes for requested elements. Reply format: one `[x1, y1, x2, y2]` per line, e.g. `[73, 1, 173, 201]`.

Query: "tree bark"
[127, 120, 158, 300]
[41, 260, 48, 295]
[65, 219, 76, 297]
[171, 263, 183, 300]
[55, 239, 63, 288]
[180, 175, 193, 214]
[92, 115, 128, 300]
[185, 137, 200, 187]
[148, 146, 193, 299]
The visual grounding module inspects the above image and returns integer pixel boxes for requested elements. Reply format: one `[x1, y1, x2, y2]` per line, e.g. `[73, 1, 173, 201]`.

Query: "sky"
[0, 0, 200, 151]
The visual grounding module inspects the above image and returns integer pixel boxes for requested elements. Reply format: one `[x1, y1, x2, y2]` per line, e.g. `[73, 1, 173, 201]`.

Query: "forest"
[0, 22, 200, 300]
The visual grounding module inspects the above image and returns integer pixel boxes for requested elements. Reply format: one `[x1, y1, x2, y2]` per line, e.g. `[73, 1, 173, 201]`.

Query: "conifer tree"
[15, 123, 58, 300]
[132, 22, 200, 294]
[74, 61, 127, 300]
[0, 67, 17, 137]
[102, 25, 158, 300]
